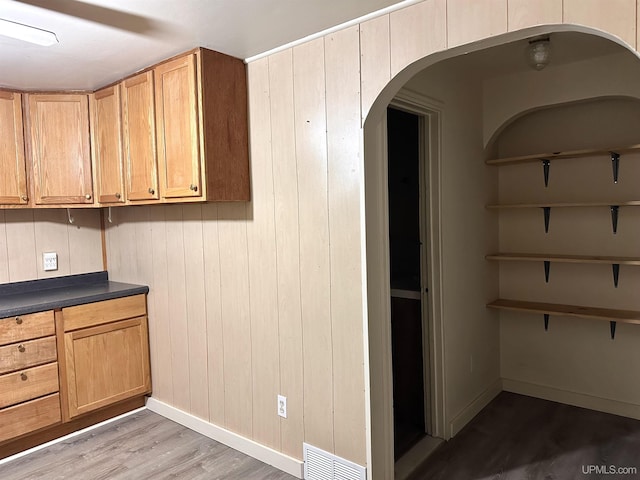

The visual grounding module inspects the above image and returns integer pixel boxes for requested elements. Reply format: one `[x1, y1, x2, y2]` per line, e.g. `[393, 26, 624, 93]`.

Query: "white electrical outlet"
[277, 394, 287, 418]
[43, 252, 58, 271]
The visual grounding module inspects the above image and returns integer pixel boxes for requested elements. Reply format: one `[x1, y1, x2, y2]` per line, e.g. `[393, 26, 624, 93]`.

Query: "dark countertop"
[0, 271, 149, 319]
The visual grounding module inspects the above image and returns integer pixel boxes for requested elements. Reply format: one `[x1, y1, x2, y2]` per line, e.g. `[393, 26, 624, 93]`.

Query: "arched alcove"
[363, 26, 640, 479]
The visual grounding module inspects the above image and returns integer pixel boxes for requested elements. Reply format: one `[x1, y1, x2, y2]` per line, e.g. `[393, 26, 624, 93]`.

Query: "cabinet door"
[90, 86, 125, 204]
[0, 91, 28, 205]
[121, 71, 159, 201]
[26, 94, 93, 205]
[63, 316, 151, 418]
[155, 53, 202, 199]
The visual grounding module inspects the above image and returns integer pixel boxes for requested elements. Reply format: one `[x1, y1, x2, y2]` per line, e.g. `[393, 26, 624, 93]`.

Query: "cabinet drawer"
[62, 294, 147, 331]
[0, 311, 55, 346]
[0, 336, 57, 374]
[0, 362, 59, 409]
[0, 393, 61, 443]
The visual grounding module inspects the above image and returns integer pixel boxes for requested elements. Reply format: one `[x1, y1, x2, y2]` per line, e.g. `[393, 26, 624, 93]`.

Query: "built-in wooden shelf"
[486, 253, 640, 266]
[487, 299, 640, 325]
[485, 144, 640, 166]
[487, 201, 640, 209]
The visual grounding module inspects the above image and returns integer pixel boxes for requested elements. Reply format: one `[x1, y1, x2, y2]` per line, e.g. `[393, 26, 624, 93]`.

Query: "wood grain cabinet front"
[24, 93, 93, 205]
[0, 90, 28, 205]
[61, 296, 151, 419]
[121, 71, 159, 202]
[90, 86, 126, 204]
[0, 309, 60, 444]
[154, 48, 249, 202]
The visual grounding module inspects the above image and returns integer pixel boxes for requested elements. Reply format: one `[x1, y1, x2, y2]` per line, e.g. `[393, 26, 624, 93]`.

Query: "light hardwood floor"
[0, 409, 297, 480]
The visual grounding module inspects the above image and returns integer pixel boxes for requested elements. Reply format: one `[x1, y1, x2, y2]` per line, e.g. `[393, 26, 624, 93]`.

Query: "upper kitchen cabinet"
[0, 90, 28, 205]
[25, 94, 93, 206]
[154, 48, 249, 202]
[90, 86, 126, 204]
[121, 71, 159, 202]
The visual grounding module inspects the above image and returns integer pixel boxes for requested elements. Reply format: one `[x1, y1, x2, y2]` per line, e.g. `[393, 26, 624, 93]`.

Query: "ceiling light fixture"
[0, 18, 58, 46]
[526, 37, 551, 71]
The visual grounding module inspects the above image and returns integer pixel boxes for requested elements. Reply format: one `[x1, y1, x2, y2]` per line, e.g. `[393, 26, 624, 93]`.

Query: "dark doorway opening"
[387, 107, 427, 461]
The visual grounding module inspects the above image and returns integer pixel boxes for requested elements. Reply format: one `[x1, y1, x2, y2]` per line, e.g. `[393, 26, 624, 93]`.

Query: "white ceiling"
[0, 0, 406, 91]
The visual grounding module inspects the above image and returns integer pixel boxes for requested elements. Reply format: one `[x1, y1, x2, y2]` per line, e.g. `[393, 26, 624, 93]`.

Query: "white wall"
[483, 51, 640, 146]
[489, 62, 640, 416]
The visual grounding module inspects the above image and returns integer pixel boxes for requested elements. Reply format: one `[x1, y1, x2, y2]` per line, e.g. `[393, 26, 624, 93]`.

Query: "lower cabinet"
[60, 294, 151, 420]
[0, 294, 151, 450]
[0, 310, 60, 444]
[63, 316, 151, 418]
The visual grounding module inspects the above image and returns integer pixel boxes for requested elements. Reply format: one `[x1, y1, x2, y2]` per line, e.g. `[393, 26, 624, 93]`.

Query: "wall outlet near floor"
[277, 395, 287, 418]
[43, 252, 58, 271]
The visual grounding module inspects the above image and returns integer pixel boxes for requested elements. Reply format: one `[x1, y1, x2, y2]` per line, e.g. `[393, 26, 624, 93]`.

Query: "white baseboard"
[145, 397, 304, 479]
[449, 379, 502, 437]
[503, 379, 640, 420]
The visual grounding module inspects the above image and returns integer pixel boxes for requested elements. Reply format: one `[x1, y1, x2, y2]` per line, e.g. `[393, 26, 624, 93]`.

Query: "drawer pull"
[20, 373, 28, 381]
[15, 316, 22, 325]
[18, 344, 25, 353]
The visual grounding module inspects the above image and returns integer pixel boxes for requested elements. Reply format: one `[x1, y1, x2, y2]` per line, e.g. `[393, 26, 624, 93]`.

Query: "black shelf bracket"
[544, 314, 550, 331]
[610, 205, 619, 234]
[612, 263, 620, 288]
[611, 152, 620, 184]
[542, 159, 550, 187]
[544, 260, 550, 283]
[543, 207, 551, 233]
[610, 321, 617, 340]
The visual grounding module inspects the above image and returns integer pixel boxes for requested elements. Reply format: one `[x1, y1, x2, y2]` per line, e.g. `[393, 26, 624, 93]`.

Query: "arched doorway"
[363, 26, 640, 479]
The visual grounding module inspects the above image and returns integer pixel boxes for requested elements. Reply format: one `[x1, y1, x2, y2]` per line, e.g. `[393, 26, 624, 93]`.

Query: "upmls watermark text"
[582, 465, 638, 475]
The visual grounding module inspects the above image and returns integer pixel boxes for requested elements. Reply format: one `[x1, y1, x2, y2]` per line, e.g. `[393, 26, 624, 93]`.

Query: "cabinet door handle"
[115, 192, 121, 199]
[85, 194, 92, 200]
[18, 344, 25, 353]
[21, 195, 28, 202]
[15, 316, 22, 325]
[20, 373, 28, 381]
[148, 188, 155, 195]
[189, 184, 198, 192]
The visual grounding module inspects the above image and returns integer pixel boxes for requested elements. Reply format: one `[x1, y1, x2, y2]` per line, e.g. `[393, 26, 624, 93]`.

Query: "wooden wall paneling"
[131, 206, 156, 401]
[4, 210, 37, 281]
[108, 208, 138, 281]
[292, 37, 334, 454]
[164, 205, 190, 413]
[181, 204, 209, 420]
[67, 210, 103, 275]
[447, 0, 508, 48]
[268, 48, 305, 459]
[564, 0, 637, 48]
[507, 0, 562, 31]
[0, 212, 10, 283]
[201, 203, 225, 426]
[389, 0, 447, 77]
[360, 15, 391, 125]
[33, 210, 71, 278]
[246, 58, 281, 450]
[149, 206, 173, 403]
[325, 26, 367, 466]
[217, 203, 253, 437]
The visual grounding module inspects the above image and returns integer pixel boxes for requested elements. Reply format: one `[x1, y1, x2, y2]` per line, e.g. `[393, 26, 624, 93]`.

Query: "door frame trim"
[390, 89, 445, 443]
[364, 87, 445, 479]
